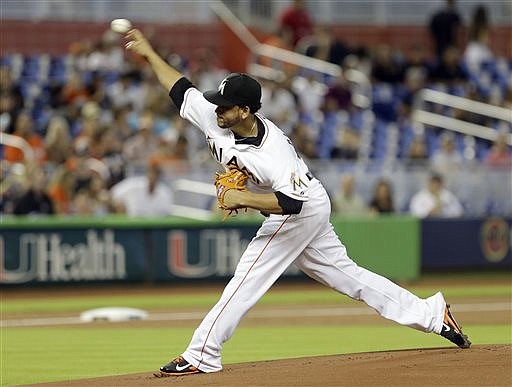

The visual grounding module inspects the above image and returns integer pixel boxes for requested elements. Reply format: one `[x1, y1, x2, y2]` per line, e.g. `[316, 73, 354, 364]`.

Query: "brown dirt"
[26, 345, 511, 387]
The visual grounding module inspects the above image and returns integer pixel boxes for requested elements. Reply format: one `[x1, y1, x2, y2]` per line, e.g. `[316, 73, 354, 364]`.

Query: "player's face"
[215, 105, 245, 129]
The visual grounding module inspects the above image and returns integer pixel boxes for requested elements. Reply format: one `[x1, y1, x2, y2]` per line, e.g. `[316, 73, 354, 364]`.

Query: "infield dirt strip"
[27, 345, 511, 387]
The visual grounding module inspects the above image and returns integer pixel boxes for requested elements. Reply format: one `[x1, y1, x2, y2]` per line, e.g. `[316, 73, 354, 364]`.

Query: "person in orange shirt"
[4, 111, 46, 162]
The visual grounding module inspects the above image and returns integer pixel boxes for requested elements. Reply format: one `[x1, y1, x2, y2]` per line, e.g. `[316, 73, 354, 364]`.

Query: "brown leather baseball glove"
[214, 168, 248, 219]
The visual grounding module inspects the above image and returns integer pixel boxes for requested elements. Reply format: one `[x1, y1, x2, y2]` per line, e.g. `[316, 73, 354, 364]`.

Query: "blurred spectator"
[429, 0, 463, 59]
[399, 47, 429, 116]
[87, 71, 110, 108]
[0, 162, 27, 214]
[189, 48, 228, 92]
[331, 127, 360, 160]
[371, 44, 404, 84]
[70, 169, 118, 215]
[398, 68, 427, 117]
[0, 91, 17, 133]
[403, 44, 430, 75]
[332, 173, 368, 217]
[0, 66, 24, 133]
[107, 70, 146, 112]
[0, 66, 23, 112]
[145, 76, 177, 117]
[431, 132, 463, 174]
[368, 179, 395, 215]
[48, 166, 75, 214]
[172, 134, 190, 161]
[409, 173, 463, 218]
[291, 71, 326, 123]
[428, 45, 468, 84]
[73, 101, 104, 157]
[85, 31, 124, 72]
[484, 132, 512, 168]
[323, 72, 353, 112]
[4, 111, 46, 163]
[67, 145, 94, 194]
[260, 77, 298, 135]
[278, 0, 314, 48]
[122, 110, 160, 164]
[95, 127, 126, 186]
[60, 71, 90, 105]
[68, 160, 115, 215]
[13, 165, 54, 215]
[302, 26, 350, 66]
[464, 4, 493, 71]
[44, 115, 73, 165]
[289, 121, 317, 159]
[72, 188, 98, 215]
[68, 39, 93, 72]
[404, 136, 429, 168]
[149, 134, 190, 169]
[348, 48, 372, 78]
[111, 162, 173, 216]
[110, 105, 134, 143]
[95, 127, 123, 161]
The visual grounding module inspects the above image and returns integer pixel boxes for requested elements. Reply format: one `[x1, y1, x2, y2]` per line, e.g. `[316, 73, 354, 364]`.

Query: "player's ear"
[239, 105, 251, 119]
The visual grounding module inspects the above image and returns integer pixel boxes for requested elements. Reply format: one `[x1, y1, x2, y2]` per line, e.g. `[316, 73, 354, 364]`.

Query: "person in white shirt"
[409, 173, 463, 218]
[111, 162, 173, 216]
[260, 77, 298, 135]
[431, 133, 463, 175]
[122, 110, 160, 164]
[332, 173, 368, 217]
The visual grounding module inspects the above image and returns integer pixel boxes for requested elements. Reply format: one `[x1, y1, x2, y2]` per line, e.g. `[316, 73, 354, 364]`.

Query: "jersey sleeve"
[169, 78, 217, 136]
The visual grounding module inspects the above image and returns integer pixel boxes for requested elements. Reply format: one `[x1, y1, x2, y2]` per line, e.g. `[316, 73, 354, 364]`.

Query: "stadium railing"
[209, 0, 371, 109]
[412, 88, 512, 145]
[0, 133, 34, 162]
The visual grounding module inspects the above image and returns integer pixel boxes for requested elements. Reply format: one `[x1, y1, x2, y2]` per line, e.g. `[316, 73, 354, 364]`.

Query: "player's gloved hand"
[214, 168, 248, 220]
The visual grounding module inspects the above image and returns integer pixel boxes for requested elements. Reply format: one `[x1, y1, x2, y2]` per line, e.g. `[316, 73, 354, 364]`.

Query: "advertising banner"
[0, 228, 146, 284]
[1, 215, 421, 285]
[421, 217, 512, 269]
[150, 226, 302, 281]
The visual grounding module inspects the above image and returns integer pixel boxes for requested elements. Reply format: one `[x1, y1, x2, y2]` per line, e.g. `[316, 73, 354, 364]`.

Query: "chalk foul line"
[1, 302, 510, 328]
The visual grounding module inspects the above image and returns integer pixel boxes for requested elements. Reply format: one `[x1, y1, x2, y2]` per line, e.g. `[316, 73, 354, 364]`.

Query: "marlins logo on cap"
[203, 73, 262, 109]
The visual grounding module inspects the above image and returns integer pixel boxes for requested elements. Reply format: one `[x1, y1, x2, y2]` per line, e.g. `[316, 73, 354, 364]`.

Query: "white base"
[80, 307, 148, 322]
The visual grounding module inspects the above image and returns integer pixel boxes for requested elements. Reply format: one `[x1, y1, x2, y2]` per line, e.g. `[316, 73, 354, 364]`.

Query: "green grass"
[3, 285, 511, 315]
[2, 324, 510, 386]
[2, 279, 511, 385]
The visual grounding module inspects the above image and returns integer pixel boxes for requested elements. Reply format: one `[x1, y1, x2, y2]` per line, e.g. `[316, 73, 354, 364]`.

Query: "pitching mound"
[29, 345, 510, 386]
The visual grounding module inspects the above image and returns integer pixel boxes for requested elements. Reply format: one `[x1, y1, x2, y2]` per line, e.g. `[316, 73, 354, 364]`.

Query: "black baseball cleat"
[156, 356, 203, 377]
[440, 304, 471, 349]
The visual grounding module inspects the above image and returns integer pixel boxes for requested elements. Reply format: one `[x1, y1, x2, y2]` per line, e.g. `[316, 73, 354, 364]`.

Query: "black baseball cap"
[203, 73, 261, 109]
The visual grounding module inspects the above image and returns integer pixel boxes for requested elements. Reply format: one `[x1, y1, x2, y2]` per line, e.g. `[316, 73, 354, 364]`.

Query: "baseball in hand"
[110, 18, 132, 34]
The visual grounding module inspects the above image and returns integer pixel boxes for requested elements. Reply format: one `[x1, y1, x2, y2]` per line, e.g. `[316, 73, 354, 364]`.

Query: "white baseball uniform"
[172, 82, 446, 373]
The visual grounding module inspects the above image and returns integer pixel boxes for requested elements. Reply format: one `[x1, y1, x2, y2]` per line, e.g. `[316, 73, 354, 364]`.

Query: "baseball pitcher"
[124, 28, 470, 377]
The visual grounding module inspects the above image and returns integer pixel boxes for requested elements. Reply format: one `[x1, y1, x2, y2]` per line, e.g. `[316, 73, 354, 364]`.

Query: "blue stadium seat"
[371, 83, 398, 122]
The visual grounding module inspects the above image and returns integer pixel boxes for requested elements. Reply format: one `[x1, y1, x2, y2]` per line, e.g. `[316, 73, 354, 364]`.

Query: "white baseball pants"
[181, 181, 446, 373]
